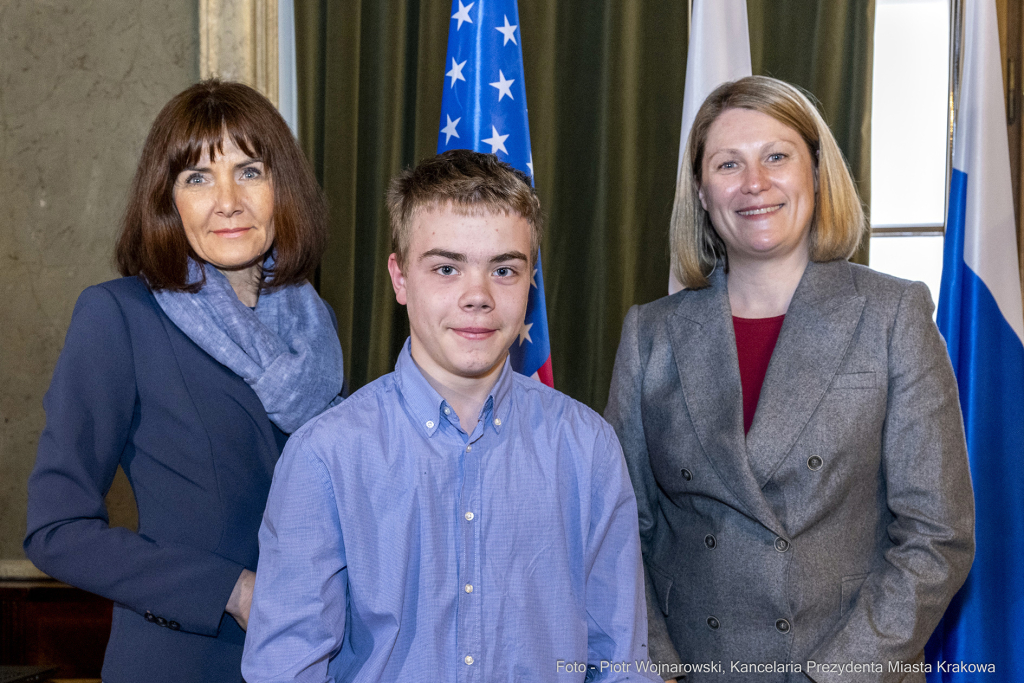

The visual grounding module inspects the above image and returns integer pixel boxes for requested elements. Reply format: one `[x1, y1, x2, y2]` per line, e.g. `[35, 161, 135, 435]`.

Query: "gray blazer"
[605, 260, 975, 683]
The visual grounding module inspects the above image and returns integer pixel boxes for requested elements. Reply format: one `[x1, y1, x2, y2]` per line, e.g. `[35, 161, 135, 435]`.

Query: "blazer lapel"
[746, 260, 866, 486]
[668, 269, 785, 535]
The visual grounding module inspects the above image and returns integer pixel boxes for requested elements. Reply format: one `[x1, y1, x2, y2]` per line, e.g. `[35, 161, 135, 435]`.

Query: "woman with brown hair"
[24, 80, 342, 682]
[606, 76, 974, 681]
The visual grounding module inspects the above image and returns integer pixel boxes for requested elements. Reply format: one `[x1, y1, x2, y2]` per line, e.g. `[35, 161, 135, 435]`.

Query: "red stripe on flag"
[536, 357, 553, 388]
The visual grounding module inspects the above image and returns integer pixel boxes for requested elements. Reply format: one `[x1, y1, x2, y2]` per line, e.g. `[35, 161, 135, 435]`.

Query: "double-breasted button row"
[144, 611, 180, 630]
[705, 616, 791, 634]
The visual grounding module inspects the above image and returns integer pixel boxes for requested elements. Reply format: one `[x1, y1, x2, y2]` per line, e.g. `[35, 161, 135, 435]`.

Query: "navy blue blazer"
[25, 276, 295, 683]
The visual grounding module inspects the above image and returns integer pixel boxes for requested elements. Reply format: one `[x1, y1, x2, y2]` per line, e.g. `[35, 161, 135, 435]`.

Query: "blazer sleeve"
[24, 285, 246, 637]
[807, 281, 976, 681]
[605, 306, 684, 677]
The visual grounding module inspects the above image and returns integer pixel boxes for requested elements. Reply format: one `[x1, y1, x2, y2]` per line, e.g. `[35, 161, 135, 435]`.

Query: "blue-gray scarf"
[153, 259, 343, 433]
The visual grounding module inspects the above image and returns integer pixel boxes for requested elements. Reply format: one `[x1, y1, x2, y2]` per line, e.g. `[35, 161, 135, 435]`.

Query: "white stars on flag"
[489, 71, 515, 101]
[441, 115, 461, 144]
[530, 268, 538, 289]
[526, 154, 534, 177]
[518, 321, 533, 346]
[495, 15, 518, 45]
[446, 58, 467, 87]
[482, 126, 509, 155]
[452, 1, 474, 30]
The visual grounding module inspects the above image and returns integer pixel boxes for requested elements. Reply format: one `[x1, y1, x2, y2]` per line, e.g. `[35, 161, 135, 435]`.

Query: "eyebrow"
[418, 249, 528, 264]
[489, 251, 528, 264]
[420, 249, 466, 262]
[182, 157, 263, 173]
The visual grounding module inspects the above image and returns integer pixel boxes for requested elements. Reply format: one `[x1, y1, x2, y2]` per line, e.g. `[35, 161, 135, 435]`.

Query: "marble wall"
[0, 1, 199, 560]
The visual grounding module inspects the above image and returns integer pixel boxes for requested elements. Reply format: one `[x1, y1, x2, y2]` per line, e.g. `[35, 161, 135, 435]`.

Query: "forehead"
[409, 205, 530, 250]
[705, 108, 805, 152]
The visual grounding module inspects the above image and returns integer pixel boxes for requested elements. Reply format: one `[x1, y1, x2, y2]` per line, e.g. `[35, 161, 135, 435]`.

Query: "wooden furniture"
[0, 581, 111, 679]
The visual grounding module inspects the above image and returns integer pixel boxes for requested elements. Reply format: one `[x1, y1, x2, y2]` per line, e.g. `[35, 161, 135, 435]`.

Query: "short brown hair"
[386, 150, 542, 268]
[671, 76, 866, 289]
[116, 79, 327, 291]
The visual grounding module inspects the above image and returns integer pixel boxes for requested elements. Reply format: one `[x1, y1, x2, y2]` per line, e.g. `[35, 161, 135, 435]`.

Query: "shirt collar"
[394, 338, 514, 437]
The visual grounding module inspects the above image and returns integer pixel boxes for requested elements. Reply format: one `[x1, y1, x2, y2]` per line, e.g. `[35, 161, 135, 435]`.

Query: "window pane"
[870, 0, 949, 227]
[869, 234, 946, 312]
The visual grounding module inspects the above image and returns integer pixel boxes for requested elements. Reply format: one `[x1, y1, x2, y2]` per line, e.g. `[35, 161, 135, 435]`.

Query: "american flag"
[437, 0, 554, 387]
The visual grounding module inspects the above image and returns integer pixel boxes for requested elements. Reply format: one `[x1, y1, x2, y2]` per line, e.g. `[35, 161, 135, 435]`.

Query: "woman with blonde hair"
[606, 75, 974, 681]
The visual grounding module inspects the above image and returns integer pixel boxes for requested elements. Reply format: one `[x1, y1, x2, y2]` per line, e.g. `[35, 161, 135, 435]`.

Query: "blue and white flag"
[438, 0, 553, 386]
[928, 0, 1024, 678]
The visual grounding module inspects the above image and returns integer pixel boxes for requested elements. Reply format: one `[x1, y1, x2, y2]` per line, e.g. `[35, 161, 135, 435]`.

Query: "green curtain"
[295, 0, 873, 411]
[748, 0, 875, 264]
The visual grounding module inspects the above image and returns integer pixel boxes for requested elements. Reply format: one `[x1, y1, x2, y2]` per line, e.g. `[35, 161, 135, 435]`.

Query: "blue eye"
[185, 173, 204, 184]
[241, 166, 262, 179]
[494, 267, 514, 277]
[437, 265, 456, 276]
[768, 153, 786, 162]
[719, 161, 736, 170]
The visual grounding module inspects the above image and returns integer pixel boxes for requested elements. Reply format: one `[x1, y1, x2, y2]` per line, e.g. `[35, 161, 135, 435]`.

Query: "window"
[869, 0, 950, 306]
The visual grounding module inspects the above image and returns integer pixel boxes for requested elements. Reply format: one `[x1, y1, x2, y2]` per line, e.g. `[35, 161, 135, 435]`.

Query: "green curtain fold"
[295, 0, 874, 410]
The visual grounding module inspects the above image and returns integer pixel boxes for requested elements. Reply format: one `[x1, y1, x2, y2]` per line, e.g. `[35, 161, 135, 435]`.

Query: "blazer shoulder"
[845, 261, 922, 300]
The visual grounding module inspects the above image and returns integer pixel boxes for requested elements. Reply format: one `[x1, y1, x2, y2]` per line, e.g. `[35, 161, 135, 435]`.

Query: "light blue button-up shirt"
[242, 341, 657, 682]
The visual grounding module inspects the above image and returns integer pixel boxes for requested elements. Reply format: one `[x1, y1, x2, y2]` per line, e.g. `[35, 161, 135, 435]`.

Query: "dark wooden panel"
[0, 581, 111, 679]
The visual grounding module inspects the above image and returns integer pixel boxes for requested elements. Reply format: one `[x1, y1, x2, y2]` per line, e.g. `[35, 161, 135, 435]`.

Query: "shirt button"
[465, 445, 472, 452]
[776, 618, 791, 633]
[493, 417, 501, 426]
[426, 420, 435, 429]
[775, 537, 790, 552]
[807, 455, 823, 470]
[465, 584, 473, 593]
[465, 511, 474, 521]
[444, 407, 451, 415]
[704, 534, 717, 549]
[465, 655, 474, 665]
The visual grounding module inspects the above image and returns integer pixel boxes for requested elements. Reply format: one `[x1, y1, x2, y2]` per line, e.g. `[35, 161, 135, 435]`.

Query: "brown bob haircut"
[116, 79, 327, 292]
[386, 149, 543, 268]
[671, 75, 866, 290]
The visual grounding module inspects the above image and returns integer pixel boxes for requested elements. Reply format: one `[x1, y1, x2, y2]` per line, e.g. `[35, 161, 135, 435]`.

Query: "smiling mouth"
[452, 327, 497, 340]
[737, 204, 783, 216]
[212, 227, 253, 236]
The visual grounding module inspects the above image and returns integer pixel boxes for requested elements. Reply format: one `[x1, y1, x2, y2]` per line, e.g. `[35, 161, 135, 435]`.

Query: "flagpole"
[944, 0, 965, 237]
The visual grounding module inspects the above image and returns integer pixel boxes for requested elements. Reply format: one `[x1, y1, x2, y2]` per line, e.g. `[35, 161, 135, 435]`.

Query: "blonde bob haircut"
[670, 75, 866, 290]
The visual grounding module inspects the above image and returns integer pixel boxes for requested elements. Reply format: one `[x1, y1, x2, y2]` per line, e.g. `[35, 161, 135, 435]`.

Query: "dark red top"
[733, 314, 786, 434]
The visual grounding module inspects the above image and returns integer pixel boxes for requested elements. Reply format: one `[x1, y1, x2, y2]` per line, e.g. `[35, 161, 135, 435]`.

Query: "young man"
[242, 150, 658, 682]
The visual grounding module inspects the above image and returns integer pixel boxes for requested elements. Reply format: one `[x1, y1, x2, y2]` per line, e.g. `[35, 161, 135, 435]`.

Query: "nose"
[459, 271, 495, 312]
[741, 162, 770, 194]
[215, 178, 243, 217]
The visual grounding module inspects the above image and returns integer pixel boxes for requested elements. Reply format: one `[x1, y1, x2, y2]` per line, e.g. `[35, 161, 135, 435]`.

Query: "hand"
[225, 568, 256, 631]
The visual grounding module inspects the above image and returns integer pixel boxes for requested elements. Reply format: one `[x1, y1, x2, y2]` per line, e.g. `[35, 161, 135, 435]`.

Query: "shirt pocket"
[831, 371, 879, 390]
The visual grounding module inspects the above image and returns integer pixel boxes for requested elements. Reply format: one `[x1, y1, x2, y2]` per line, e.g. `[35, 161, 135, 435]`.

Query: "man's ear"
[387, 253, 408, 305]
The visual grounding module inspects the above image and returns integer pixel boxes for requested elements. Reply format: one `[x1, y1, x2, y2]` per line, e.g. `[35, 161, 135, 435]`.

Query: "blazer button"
[168, 621, 181, 631]
[155, 616, 168, 627]
[704, 534, 717, 549]
[707, 616, 720, 630]
[681, 468, 692, 481]
[776, 619, 791, 633]
[144, 611, 156, 623]
[807, 455, 823, 470]
[774, 537, 790, 552]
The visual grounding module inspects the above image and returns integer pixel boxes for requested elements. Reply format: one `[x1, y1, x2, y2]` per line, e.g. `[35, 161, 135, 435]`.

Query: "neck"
[411, 346, 506, 432]
[726, 248, 809, 318]
[219, 264, 262, 307]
